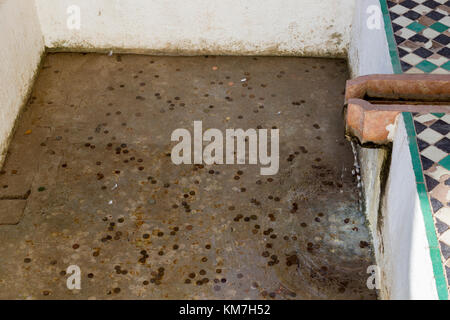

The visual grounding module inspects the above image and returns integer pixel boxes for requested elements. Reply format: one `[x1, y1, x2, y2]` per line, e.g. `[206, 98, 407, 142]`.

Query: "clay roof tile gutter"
[344, 74, 450, 146]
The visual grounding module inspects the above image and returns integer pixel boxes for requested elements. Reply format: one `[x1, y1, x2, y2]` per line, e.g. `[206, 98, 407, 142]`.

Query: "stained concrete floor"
[0, 53, 376, 300]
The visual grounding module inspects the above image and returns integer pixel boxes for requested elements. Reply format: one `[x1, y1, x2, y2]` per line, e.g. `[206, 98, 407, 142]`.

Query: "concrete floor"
[0, 53, 376, 299]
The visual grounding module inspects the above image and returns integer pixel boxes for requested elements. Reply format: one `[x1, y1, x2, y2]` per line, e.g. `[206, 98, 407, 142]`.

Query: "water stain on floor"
[0, 53, 376, 299]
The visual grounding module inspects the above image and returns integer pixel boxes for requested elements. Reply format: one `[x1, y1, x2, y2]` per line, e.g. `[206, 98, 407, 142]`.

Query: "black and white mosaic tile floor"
[388, 0, 450, 73]
[413, 113, 450, 271]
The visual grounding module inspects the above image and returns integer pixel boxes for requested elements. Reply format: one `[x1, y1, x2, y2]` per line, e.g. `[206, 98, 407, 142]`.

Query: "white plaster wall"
[35, 0, 356, 56]
[0, 0, 44, 166]
[378, 116, 438, 299]
[348, 0, 393, 77]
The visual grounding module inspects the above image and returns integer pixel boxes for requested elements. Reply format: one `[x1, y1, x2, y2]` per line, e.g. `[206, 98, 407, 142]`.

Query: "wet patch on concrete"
[0, 53, 376, 299]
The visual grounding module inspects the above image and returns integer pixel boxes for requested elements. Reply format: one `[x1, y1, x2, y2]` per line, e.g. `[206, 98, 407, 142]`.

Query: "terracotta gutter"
[344, 74, 450, 146]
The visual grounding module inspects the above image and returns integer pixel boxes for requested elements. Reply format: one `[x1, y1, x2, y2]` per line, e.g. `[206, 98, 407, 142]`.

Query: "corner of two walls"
[0, 0, 45, 167]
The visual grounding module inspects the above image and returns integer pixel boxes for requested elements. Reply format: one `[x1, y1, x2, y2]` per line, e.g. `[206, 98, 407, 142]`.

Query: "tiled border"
[380, 0, 449, 299]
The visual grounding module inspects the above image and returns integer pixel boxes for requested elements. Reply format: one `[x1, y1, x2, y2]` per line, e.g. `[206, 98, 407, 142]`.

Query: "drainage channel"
[345, 74, 450, 146]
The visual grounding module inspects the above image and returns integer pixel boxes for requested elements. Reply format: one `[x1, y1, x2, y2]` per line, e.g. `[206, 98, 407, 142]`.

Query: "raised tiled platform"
[383, 0, 450, 298]
[387, 0, 450, 73]
[413, 112, 450, 286]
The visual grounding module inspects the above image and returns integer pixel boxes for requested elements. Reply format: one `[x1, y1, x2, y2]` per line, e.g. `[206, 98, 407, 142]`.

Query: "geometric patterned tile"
[439, 155, 450, 170]
[438, 47, 450, 59]
[423, 27, 443, 39]
[422, 145, 448, 162]
[441, 241, 450, 260]
[443, 114, 450, 124]
[414, 120, 428, 134]
[417, 137, 431, 151]
[430, 120, 450, 135]
[432, 113, 446, 119]
[405, 11, 422, 21]
[422, 1, 441, 10]
[415, 47, 435, 58]
[394, 15, 415, 28]
[426, 174, 441, 191]
[429, 53, 450, 66]
[430, 22, 449, 33]
[403, 62, 416, 72]
[446, 265, 450, 286]
[418, 127, 445, 144]
[415, 113, 439, 124]
[390, 10, 400, 21]
[421, 155, 436, 170]
[436, 137, 450, 153]
[427, 11, 446, 22]
[417, 60, 440, 72]
[440, 229, 450, 247]
[387, 0, 450, 290]
[431, 196, 444, 213]
[436, 217, 450, 234]
[431, 67, 450, 74]
[391, 4, 410, 15]
[436, 208, 450, 227]
[402, 27, 422, 39]
[399, 46, 410, 57]
[427, 164, 450, 180]
[404, 52, 427, 65]
[434, 34, 450, 45]
[442, 60, 450, 70]
[389, 0, 450, 74]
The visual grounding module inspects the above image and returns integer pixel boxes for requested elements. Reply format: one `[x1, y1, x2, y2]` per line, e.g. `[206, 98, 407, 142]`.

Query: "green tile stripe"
[379, 0, 402, 74]
[403, 112, 448, 300]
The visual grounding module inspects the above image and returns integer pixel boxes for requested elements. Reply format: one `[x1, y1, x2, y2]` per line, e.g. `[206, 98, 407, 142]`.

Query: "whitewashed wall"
[348, 0, 393, 77]
[0, 0, 44, 166]
[378, 116, 438, 299]
[35, 0, 356, 56]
